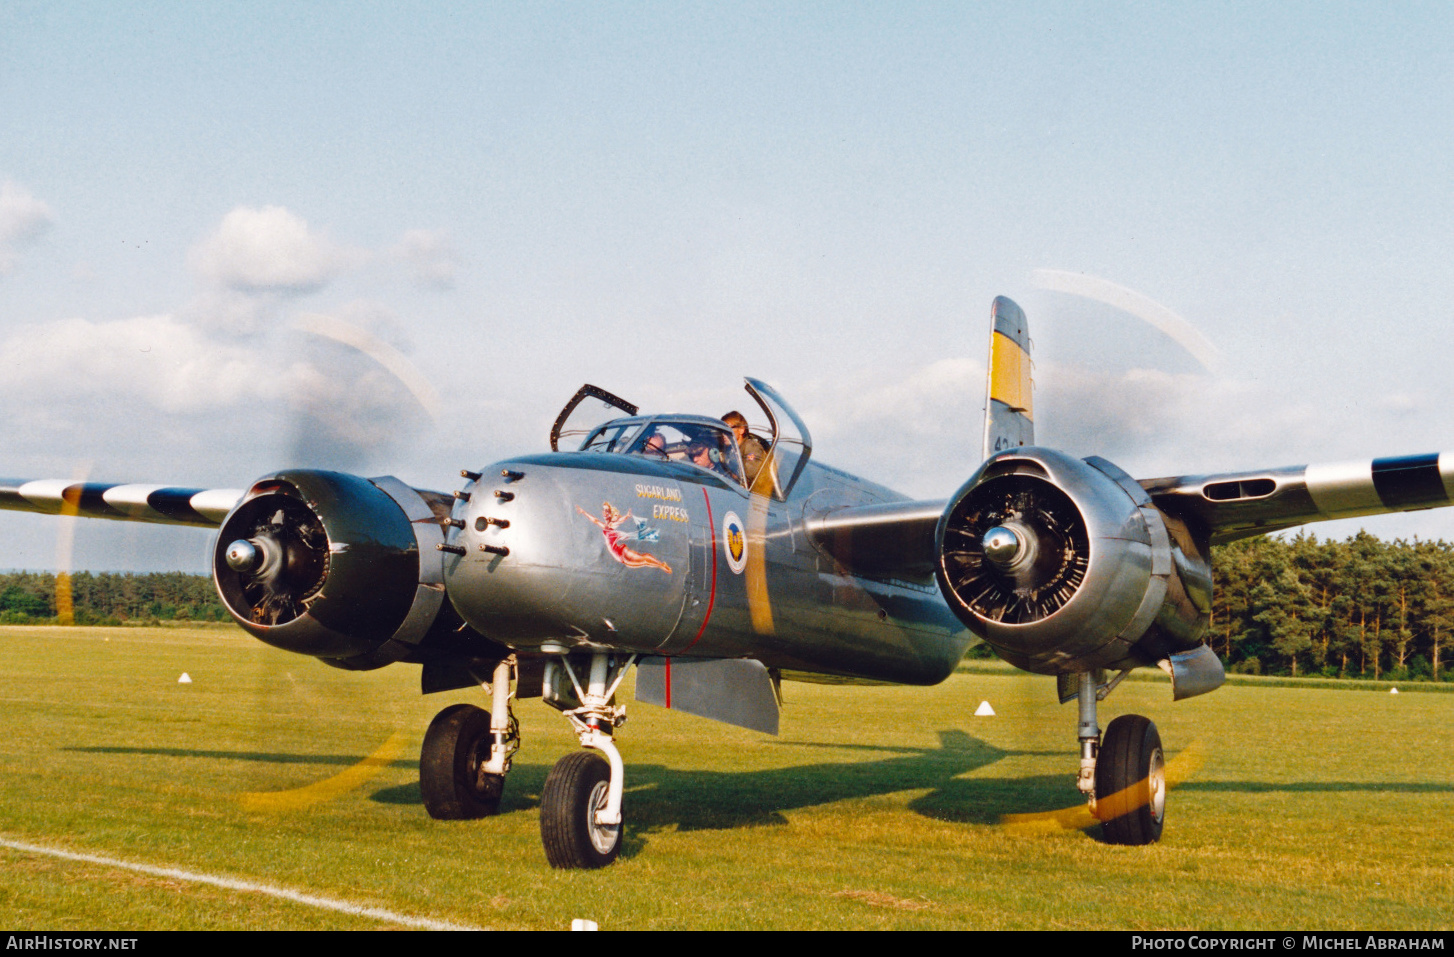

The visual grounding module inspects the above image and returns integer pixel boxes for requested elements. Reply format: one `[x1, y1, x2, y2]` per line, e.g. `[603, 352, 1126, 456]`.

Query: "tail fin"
[982, 296, 1034, 458]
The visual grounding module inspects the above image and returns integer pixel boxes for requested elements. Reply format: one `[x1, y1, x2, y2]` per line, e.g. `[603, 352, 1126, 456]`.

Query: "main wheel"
[1095, 714, 1165, 845]
[540, 751, 621, 869]
[420, 703, 504, 820]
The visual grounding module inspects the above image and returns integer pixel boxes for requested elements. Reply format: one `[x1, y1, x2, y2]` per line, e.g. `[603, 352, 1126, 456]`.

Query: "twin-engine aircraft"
[4, 296, 1452, 867]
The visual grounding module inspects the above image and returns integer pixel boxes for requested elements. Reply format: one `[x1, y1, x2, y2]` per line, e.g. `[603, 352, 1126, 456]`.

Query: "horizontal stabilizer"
[635, 657, 780, 735]
[0, 479, 242, 528]
[1142, 452, 1454, 543]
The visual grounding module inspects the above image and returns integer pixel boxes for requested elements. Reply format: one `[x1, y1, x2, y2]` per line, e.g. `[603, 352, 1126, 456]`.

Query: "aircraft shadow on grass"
[72, 730, 1048, 828]
[68, 745, 419, 769]
[69, 737, 1451, 856]
[1170, 780, 1454, 795]
[366, 729, 1073, 831]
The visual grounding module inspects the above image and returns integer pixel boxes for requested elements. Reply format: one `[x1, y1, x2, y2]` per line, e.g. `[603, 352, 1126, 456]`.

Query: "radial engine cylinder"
[934, 448, 1212, 675]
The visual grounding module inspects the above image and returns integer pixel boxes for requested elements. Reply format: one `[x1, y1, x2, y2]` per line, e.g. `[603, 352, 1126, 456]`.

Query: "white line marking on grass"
[0, 836, 485, 931]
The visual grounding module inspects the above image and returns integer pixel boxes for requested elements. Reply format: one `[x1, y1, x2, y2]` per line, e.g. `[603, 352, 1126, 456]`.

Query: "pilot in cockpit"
[688, 434, 744, 485]
[626, 422, 745, 485]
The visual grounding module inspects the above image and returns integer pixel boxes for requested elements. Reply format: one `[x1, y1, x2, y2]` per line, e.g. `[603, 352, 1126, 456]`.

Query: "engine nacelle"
[213, 470, 448, 669]
[935, 448, 1212, 676]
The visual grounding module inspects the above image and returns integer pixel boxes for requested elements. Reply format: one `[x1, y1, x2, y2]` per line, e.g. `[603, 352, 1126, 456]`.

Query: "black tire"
[1095, 714, 1165, 846]
[540, 751, 621, 869]
[420, 703, 504, 820]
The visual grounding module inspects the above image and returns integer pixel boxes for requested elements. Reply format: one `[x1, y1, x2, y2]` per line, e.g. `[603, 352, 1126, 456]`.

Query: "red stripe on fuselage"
[685, 487, 717, 651]
[664, 656, 672, 709]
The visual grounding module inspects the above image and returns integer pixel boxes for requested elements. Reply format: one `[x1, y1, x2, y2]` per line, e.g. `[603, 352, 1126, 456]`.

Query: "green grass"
[959, 657, 1454, 693]
[0, 625, 1450, 930]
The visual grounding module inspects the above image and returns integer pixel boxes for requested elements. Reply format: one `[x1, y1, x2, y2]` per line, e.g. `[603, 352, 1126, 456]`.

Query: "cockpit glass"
[579, 423, 641, 453]
[571, 382, 810, 497]
[580, 418, 747, 486]
[624, 421, 745, 485]
[552, 385, 639, 452]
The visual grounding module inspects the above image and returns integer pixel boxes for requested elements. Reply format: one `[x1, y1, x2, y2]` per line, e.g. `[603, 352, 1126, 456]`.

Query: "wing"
[805, 499, 944, 578]
[0, 479, 243, 528]
[1140, 452, 1454, 544]
[807, 451, 1454, 580]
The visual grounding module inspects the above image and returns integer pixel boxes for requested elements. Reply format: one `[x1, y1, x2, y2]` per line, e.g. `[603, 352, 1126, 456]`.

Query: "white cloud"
[798, 357, 985, 441]
[189, 205, 356, 292]
[183, 286, 281, 334]
[0, 314, 304, 412]
[391, 229, 458, 288]
[769, 354, 1439, 501]
[788, 357, 987, 496]
[0, 306, 449, 482]
[0, 180, 54, 273]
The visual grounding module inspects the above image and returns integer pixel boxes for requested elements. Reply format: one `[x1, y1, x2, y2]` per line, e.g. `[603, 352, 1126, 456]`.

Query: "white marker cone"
[178, 673, 192, 684]
[571, 919, 598, 931]
[974, 700, 995, 716]
[1389, 687, 1399, 694]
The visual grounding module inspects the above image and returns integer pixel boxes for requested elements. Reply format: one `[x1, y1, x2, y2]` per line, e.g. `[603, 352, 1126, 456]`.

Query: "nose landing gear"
[540, 650, 635, 869]
[541, 750, 620, 869]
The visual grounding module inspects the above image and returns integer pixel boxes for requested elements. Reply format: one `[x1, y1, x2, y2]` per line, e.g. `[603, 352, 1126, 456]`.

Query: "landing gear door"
[743, 378, 813, 500]
[550, 384, 639, 451]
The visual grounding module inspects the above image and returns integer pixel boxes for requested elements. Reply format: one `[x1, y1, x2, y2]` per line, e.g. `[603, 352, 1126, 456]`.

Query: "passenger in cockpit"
[723, 411, 770, 489]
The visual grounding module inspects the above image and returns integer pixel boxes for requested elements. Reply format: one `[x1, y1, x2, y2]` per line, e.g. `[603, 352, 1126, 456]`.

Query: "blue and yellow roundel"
[721, 510, 747, 575]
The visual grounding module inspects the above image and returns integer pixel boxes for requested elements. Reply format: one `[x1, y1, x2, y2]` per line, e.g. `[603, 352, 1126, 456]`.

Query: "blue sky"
[3, 2, 1453, 571]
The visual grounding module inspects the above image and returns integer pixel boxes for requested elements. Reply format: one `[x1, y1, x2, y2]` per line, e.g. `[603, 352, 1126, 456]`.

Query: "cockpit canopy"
[580, 416, 746, 486]
[550, 379, 814, 500]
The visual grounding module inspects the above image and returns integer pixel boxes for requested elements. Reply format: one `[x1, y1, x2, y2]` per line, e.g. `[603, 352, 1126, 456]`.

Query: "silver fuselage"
[444, 450, 971, 686]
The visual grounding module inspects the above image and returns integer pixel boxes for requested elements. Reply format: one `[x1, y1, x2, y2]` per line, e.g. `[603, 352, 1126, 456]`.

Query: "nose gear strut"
[539, 650, 637, 868]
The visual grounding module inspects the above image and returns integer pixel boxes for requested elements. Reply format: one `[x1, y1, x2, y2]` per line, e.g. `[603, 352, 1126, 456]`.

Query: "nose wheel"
[541, 750, 621, 868]
[540, 650, 635, 869]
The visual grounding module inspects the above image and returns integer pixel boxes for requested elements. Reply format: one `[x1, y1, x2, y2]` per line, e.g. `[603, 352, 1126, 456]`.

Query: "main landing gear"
[420, 660, 519, 820]
[1071, 670, 1165, 845]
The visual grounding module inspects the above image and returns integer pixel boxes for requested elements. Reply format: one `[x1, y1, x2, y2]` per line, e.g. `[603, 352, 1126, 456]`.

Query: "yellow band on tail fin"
[989, 331, 1033, 415]
[983, 296, 1034, 459]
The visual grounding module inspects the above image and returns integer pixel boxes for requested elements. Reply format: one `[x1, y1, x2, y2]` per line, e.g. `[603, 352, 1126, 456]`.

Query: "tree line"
[0, 571, 229, 626]
[1210, 532, 1452, 681]
[2, 531, 1452, 680]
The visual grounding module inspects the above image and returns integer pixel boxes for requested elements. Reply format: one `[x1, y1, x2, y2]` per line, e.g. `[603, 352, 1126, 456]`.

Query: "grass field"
[0, 625, 1449, 930]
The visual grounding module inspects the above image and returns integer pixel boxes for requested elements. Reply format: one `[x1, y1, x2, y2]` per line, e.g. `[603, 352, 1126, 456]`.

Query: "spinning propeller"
[232, 317, 443, 801]
[940, 473, 1089, 625]
[220, 497, 329, 627]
